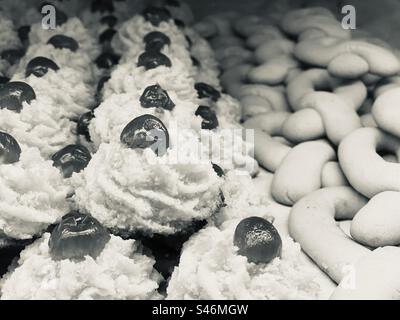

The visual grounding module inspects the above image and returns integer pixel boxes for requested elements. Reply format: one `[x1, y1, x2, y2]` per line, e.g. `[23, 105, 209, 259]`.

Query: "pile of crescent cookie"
[195, 7, 400, 299]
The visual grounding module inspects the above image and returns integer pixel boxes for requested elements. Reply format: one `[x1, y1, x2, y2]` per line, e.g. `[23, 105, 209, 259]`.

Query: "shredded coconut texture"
[167, 219, 323, 300]
[72, 141, 223, 235]
[0, 147, 69, 239]
[0, 234, 162, 300]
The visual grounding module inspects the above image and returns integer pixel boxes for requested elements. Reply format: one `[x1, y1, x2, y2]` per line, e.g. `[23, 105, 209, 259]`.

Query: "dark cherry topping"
[212, 163, 225, 177]
[142, 6, 171, 27]
[26, 56, 59, 78]
[140, 84, 175, 110]
[144, 31, 171, 52]
[49, 211, 110, 260]
[234, 216, 282, 264]
[18, 25, 31, 44]
[0, 81, 36, 112]
[120, 114, 169, 156]
[137, 51, 171, 70]
[99, 29, 117, 45]
[0, 132, 21, 164]
[95, 51, 120, 69]
[195, 106, 219, 130]
[47, 35, 79, 52]
[195, 82, 221, 102]
[52, 144, 91, 178]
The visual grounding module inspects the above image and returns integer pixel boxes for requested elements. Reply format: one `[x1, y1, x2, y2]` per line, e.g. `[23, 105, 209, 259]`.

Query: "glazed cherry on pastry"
[51, 144, 91, 178]
[142, 6, 171, 27]
[140, 84, 175, 110]
[0, 81, 36, 112]
[1, 49, 24, 66]
[194, 82, 221, 102]
[0, 132, 21, 165]
[234, 216, 282, 264]
[47, 35, 79, 52]
[95, 51, 120, 69]
[99, 29, 117, 45]
[212, 162, 225, 177]
[143, 31, 171, 52]
[49, 211, 110, 261]
[120, 114, 169, 156]
[77, 111, 95, 142]
[100, 15, 118, 28]
[91, 0, 114, 13]
[17, 25, 31, 44]
[195, 106, 219, 130]
[26, 56, 59, 78]
[137, 51, 171, 70]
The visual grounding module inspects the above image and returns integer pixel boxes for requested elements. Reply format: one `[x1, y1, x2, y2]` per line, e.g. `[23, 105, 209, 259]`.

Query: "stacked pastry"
[0, 1, 163, 300]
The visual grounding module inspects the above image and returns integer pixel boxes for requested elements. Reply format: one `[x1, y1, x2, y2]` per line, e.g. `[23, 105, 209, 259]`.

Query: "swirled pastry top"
[167, 219, 325, 300]
[0, 233, 162, 300]
[0, 146, 69, 239]
[73, 137, 224, 235]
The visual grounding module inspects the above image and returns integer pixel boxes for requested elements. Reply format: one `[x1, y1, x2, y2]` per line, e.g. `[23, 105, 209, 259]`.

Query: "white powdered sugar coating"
[72, 139, 223, 235]
[0, 234, 162, 300]
[0, 147, 69, 240]
[0, 98, 76, 158]
[167, 219, 323, 300]
[89, 92, 201, 147]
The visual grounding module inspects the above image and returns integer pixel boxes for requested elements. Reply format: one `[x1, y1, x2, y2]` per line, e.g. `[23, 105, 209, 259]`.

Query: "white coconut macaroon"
[0, 133, 69, 241]
[0, 81, 76, 159]
[73, 114, 224, 236]
[167, 217, 328, 300]
[0, 212, 162, 300]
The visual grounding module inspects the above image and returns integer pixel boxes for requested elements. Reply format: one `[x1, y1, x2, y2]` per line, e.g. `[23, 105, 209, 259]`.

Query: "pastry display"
[1, 0, 400, 301]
